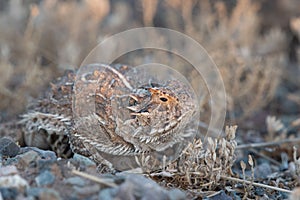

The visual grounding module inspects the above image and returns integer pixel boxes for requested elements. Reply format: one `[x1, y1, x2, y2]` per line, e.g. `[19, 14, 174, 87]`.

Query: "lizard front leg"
[19, 112, 73, 158]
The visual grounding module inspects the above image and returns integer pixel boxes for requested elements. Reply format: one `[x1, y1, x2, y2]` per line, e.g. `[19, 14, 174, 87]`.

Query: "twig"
[220, 175, 292, 194]
[236, 138, 300, 150]
[206, 190, 222, 198]
[71, 169, 117, 188]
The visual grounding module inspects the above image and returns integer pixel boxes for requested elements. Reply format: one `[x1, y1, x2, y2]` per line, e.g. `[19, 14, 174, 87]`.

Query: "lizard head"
[117, 79, 198, 152]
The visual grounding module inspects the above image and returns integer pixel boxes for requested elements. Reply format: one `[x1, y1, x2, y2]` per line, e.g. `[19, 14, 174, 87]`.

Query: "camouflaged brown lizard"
[2, 63, 197, 171]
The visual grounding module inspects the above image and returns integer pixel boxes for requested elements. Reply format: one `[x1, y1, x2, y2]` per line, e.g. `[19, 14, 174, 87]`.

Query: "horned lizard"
[4, 63, 197, 171]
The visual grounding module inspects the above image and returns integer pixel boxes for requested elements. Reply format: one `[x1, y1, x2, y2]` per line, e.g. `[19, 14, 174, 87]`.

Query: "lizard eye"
[159, 97, 168, 102]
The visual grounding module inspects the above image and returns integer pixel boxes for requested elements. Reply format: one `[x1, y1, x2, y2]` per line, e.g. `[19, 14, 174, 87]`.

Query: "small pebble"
[0, 137, 20, 157]
[0, 187, 18, 200]
[64, 176, 86, 187]
[254, 162, 272, 179]
[72, 153, 96, 167]
[73, 184, 101, 196]
[27, 188, 61, 200]
[35, 171, 55, 186]
[0, 175, 28, 192]
[37, 159, 56, 171]
[26, 187, 43, 197]
[168, 188, 186, 200]
[17, 150, 39, 167]
[39, 188, 62, 200]
[205, 190, 232, 200]
[114, 174, 186, 200]
[255, 187, 265, 196]
[20, 147, 57, 160]
[0, 165, 18, 176]
[98, 188, 116, 200]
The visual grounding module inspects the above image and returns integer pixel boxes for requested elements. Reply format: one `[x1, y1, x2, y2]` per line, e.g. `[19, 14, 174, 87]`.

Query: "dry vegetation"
[1, 0, 300, 199]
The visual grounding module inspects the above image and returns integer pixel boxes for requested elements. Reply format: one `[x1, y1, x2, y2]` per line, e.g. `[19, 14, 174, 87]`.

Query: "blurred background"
[0, 0, 300, 137]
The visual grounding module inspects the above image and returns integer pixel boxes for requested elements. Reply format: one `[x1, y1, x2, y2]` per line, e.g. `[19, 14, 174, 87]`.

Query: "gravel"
[35, 171, 55, 186]
[0, 137, 20, 157]
[0, 139, 187, 199]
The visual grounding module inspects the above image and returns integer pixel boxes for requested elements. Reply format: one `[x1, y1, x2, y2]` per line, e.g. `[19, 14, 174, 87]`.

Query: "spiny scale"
[18, 63, 197, 171]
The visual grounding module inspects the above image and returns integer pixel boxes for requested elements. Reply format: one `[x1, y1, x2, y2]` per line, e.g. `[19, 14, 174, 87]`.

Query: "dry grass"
[0, 0, 290, 122]
[0, 0, 109, 119]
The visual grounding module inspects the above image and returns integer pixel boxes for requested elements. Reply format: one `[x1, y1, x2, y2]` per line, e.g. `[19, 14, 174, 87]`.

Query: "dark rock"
[27, 188, 61, 200]
[205, 190, 232, 200]
[37, 159, 57, 171]
[0, 165, 18, 176]
[255, 187, 265, 196]
[168, 188, 186, 200]
[98, 188, 116, 200]
[3, 157, 18, 166]
[20, 147, 57, 160]
[72, 153, 96, 167]
[39, 188, 62, 200]
[17, 150, 39, 167]
[26, 187, 43, 197]
[254, 162, 272, 179]
[0, 137, 20, 157]
[64, 176, 86, 187]
[0, 187, 18, 200]
[5, 150, 41, 169]
[280, 152, 289, 171]
[112, 174, 186, 200]
[73, 184, 101, 196]
[0, 175, 28, 192]
[35, 171, 55, 186]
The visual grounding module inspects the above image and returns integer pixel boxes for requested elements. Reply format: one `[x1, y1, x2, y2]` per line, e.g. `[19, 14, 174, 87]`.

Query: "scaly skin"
[6, 63, 198, 171]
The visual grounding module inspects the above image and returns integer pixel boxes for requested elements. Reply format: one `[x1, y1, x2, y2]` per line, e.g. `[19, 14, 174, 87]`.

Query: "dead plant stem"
[236, 138, 300, 150]
[220, 175, 291, 193]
